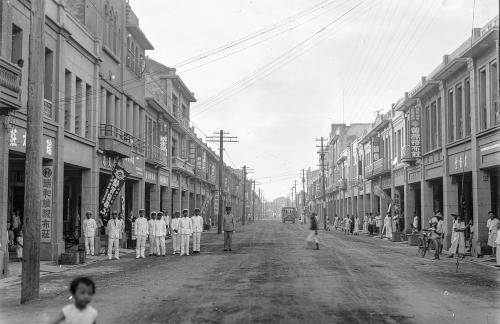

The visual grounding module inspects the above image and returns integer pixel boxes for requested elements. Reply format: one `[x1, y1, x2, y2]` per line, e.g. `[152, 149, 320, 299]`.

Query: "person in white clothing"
[179, 209, 193, 256]
[354, 215, 360, 235]
[161, 211, 171, 237]
[382, 214, 393, 240]
[192, 208, 204, 253]
[82, 211, 97, 256]
[448, 214, 466, 258]
[107, 211, 121, 260]
[134, 209, 148, 258]
[50, 277, 98, 324]
[155, 212, 167, 256]
[148, 212, 157, 256]
[117, 212, 125, 248]
[486, 211, 499, 256]
[171, 211, 180, 254]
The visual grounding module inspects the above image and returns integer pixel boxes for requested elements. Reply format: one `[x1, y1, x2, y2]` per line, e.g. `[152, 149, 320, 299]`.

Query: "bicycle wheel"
[417, 237, 427, 258]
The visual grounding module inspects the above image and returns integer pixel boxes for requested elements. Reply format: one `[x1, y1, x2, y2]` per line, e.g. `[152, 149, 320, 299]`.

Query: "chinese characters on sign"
[99, 164, 129, 219]
[409, 106, 421, 158]
[41, 166, 53, 243]
[9, 126, 54, 156]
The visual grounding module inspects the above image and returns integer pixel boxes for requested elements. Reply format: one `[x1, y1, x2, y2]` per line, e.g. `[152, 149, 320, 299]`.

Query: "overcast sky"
[130, 0, 498, 200]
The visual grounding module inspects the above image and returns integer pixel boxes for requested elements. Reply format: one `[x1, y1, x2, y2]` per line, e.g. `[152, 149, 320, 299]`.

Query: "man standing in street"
[306, 212, 319, 250]
[83, 211, 97, 256]
[171, 211, 180, 254]
[179, 209, 193, 256]
[162, 211, 171, 237]
[134, 209, 148, 259]
[148, 212, 157, 256]
[223, 206, 235, 251]
[429, 212, 443, 260]
[155, 212, 167, 256]
[107, 211, 121, 260]
[192, 208, 204, 253]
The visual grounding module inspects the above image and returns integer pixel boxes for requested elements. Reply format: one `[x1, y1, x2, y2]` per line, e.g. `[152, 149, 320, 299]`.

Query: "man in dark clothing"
[307, 212, 319, 250]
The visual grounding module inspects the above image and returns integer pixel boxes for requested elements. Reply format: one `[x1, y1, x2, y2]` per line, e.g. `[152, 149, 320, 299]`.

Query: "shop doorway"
[63, 165, 83, 242]
[145, 183, 154, 217]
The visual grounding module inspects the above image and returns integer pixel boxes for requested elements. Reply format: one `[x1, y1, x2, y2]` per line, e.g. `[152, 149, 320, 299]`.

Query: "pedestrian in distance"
[117, 212, 125, 248]
[429, 212, 444, 260]
[344, 215, 351, 235]
[155, 212, 167, 256]
[148, 212, 157, 256]
[354, 214, 360, 235]
[171, 211, 181, 254]
[162, 211, 171, 237]
[49, 277, 97, 324]
[382, 214, 393, 240]
[16, 230, 23, 262]
[486, 211, 499, 256]
[179, 209, 193, 256]
[107, 211, 121, 260]
[192, 208, 204, 253]
[223, 206, 235, 251]
[83, 211, 97, 256]
[495, 222, 500, 266]
[448, 213, 466, 259]
[135, 209, 148, 259]
[306, 212, 319, 250]
[350, 214, 355, 235]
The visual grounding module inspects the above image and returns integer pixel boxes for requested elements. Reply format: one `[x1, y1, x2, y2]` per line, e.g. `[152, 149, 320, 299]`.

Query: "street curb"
[0, 249, 136, 289]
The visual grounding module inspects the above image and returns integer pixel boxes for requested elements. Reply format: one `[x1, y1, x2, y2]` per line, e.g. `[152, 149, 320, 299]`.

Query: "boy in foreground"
[50, 277, 97, 324]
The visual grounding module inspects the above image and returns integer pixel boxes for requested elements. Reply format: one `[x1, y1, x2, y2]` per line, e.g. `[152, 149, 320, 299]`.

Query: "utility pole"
[242, 166, 246, 225]
[206, 131, 238, 234]
[316, 137, 327, 230]
[252, 180, 256, 222]
[21, 0, 45, 304]
[294, 180, 298, 210]
[301, 168, 306, 213]
[258, 187, 261, 219]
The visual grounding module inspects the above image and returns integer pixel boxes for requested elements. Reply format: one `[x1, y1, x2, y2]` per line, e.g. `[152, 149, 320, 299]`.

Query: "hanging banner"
[409, 105, 421, 158]
[41, 166, 53, 243]
[99, 164, 129, 219]
[201, 193, 214, 216]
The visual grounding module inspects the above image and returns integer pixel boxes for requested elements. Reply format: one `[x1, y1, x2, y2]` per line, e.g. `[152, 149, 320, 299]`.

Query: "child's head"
[69, 277, 95, 309]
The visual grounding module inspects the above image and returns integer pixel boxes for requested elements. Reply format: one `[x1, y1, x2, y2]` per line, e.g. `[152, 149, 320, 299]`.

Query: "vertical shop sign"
[41, 166, 53, 243]
[214, 194, 219, 215]
[409, 106, 421, 158]
[99, 164, 129, 219]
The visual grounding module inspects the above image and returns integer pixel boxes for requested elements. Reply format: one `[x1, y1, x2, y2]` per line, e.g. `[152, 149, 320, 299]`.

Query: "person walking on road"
[429, 213, 443, 260]
[495, 222, 500, 266]
[192, 208, 204, 253]
[448, 213, 466, 258]
[223, 206, 235, 251]
[148, 212, 157, 256]
[134, 209, 148, 258]
[107, 211, 121, 260]
[354, 215, 360, 235]
[179, 209, 193, 256]
[155, 212, 167, 256]
[171, 211, 180, 254]
[83, 211, 97, 256]
[306, 212, 319, 250]
[487, 211, 499, 256]
[382, 214, 393, 240]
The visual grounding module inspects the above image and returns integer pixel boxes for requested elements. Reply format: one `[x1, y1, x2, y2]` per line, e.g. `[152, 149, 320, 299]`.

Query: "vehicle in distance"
[282, 207, 296, 224]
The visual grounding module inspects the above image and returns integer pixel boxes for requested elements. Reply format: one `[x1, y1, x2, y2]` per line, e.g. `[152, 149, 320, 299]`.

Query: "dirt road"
[1, 219, 499, 323]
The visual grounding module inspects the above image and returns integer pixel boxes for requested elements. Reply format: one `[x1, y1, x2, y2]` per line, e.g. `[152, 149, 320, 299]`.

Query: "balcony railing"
[364, 164, 373, 178]
[172, 156, 194, 174]
[99, 124, 144, 157]
[145, 144, 168, 167]
[0, 57, 22, 111]
[336, 178, 347, 190]
[372, 158, 391, 177]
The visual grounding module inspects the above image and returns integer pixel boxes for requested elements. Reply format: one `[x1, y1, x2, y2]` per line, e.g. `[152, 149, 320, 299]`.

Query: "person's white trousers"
[108, 237, 119, 259]
[181, 234, 190, 255]
[149, 234, 157, 255]
[156, 236, 166, 255]
[136, 235, 147, 258]
[193, 232, 201, 252]
[85, 235, 95, 255]
[172, 233, 180, 253]
[306, 230, 318, 244]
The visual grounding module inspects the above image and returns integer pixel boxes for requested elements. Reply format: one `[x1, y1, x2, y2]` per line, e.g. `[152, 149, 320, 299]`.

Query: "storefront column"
[443, 176, 458, 249]
[472, 169, 491, 247]
[0, 115, 9, 278]
[364, 193, 371, 215]
[133, 179, 145, 213]
[404, 184, 416, 231]
[421, 180, 434, 228]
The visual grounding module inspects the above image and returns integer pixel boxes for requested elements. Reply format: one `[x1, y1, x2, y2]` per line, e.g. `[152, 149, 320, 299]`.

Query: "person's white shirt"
[107, 218, 121, 239]
[171, 217, 180, 233]
[83, 218, 97, 237]
[154, 218, 167, 236]
[179, 217, 193, 235]
[61, 304, 98, 324]
[487, 218, 499, 232]
[192, 215, 204, 233]
[148, 218, 156, 235]
[134, 217, 148, 236]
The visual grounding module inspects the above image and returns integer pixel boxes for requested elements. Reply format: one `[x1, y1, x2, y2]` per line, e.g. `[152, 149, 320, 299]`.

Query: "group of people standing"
[332, 213, 395, 238]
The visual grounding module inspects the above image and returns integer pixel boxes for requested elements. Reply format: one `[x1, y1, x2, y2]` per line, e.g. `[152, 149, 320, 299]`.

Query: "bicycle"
[417, 229, 433, 258]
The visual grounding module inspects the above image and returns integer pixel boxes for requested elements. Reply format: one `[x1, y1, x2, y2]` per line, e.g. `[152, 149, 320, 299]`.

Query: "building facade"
[317, 16, 499, 253]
